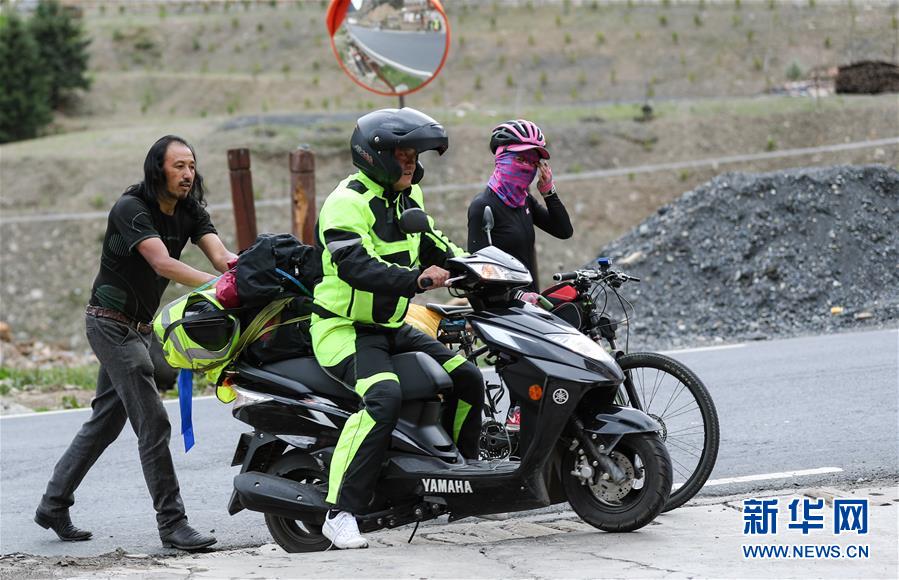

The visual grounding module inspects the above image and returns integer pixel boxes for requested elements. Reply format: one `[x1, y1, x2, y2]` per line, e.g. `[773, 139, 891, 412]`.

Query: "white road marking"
[0, 395, 218, 420]
[701, 467, 844, 487]
[660, 343, 746, 355]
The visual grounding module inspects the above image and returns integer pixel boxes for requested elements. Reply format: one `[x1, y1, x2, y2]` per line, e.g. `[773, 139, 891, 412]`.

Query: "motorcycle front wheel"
[263, 452, 331, 553]
[615, 352, 720, 512]
[563, 432, 671, 532]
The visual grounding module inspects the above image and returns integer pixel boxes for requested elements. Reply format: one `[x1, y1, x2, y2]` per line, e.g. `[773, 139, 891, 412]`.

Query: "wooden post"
[289, 147, 316, 245]
[227, 148, 257, 251]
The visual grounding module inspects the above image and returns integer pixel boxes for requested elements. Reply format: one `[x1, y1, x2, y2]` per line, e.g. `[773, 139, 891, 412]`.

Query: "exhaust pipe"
[233, 472, 328, 523]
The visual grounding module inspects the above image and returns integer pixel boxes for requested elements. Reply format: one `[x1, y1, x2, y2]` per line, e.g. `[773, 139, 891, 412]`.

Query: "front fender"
[583, 405, 661, 435]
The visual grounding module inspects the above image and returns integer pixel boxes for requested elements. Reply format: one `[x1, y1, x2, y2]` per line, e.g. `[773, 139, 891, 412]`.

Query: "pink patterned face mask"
[487, 148, 539, 208]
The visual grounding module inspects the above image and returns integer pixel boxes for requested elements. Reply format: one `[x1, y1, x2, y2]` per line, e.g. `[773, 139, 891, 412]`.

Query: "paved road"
[346, 24, 444, 78]
[1, 328, 895, 557]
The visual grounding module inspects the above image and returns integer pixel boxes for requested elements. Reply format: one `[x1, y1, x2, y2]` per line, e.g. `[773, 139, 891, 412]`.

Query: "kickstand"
[407, 521, 420, 544]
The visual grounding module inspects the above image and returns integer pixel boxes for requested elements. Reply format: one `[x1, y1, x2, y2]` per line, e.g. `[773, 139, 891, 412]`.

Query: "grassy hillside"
[0, 0, 897, 347]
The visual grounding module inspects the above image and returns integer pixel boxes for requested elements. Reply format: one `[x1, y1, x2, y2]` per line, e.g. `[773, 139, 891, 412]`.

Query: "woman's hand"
[537, 160, 555, 196]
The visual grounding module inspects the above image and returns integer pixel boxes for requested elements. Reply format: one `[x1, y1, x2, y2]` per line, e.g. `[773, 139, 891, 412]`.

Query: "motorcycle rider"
[312, 108, 484, 549]
[467, 119, 573, 293]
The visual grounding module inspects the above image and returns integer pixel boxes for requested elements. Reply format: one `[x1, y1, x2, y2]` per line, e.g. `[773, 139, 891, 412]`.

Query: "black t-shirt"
[89, 193, 217, 323]
[467, 188, 573, 291]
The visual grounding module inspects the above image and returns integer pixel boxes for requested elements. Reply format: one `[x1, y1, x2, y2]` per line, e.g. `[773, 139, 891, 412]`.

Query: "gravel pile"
[598, 165, 899, 349]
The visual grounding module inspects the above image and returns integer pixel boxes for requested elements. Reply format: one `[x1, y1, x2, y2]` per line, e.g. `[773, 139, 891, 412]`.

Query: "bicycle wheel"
[615, 352, 719, 512]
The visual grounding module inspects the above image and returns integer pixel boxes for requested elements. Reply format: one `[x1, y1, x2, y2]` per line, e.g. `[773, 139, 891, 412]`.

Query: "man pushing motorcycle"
[311, 108, 484, 549]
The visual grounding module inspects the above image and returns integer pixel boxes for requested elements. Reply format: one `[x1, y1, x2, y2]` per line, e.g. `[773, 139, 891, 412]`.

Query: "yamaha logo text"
[421, 478, 473, 494]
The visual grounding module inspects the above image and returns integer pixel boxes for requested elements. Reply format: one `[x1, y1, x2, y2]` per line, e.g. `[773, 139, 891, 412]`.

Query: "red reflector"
[529, 385, 543, 400]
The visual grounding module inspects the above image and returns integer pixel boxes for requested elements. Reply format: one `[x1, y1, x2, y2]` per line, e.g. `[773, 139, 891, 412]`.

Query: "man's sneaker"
[322, 511, 368, 549]
[506, 405, 521, 433]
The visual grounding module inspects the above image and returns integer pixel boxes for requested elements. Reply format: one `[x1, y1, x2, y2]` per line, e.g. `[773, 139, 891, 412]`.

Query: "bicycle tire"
[616, 352, 719, 512]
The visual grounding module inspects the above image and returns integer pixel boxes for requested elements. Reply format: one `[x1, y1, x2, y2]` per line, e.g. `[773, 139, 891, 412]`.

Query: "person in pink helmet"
[466, 119, 573, 293]
[467, 120, 574, 443]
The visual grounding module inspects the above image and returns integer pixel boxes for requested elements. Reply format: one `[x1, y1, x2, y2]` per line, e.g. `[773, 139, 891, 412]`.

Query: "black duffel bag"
[236, 233, 322, 307]
[243, 297, 314, 365]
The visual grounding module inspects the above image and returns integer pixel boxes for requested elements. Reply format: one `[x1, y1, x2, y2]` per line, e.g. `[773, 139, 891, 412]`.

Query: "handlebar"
[551, 268, 640, 286]
[420, 277, 433, 289]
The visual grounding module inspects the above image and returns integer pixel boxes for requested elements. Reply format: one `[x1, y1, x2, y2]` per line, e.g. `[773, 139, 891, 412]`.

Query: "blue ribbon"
[178, 369, 195, 452]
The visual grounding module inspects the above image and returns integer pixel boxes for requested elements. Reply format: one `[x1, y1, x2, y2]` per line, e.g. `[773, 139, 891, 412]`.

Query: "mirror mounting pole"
[483, 206, 494, 246]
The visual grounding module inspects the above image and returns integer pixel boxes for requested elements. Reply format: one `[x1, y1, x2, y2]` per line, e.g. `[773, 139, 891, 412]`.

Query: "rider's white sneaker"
[323, 511, 368, 549]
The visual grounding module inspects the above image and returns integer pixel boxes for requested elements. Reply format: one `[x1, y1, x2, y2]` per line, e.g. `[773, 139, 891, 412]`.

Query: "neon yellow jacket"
[314, 171, 463, 327]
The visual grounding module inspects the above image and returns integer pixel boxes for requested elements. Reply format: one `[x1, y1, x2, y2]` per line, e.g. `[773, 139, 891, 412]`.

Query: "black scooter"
[223, 208, 672, 552]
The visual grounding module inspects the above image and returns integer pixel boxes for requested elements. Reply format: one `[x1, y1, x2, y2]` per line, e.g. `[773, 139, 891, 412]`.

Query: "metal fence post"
[289, 147, 316, 245]
[227, 148, 257, 251]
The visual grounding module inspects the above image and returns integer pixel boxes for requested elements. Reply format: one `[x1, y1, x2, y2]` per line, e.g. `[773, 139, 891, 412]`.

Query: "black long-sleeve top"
[467, 188, 573, 291]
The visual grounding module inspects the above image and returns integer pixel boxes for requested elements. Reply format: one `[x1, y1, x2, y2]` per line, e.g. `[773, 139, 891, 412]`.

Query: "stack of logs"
[835, 61, 899, 94]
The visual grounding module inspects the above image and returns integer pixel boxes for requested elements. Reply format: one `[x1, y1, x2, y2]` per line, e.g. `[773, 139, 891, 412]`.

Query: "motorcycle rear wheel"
[263, 453, 332, 553]
[616, 352, 720, 512]
[563, 432, 671, 532]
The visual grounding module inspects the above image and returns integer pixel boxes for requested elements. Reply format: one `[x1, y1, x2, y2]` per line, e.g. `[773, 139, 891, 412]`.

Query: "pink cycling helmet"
[489, 119, 550, 159]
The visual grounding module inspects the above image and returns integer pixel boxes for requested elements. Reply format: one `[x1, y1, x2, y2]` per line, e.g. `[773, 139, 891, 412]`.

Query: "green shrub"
[0, 11, 52, 142]
[28, 0, 92, 108]
[786, 61, 803, 81]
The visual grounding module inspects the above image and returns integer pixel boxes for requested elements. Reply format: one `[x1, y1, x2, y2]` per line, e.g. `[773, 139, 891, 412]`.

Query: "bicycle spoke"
[669, 454, 698, 481]
[665, 425, 706, 437]
[665, 437, 704, 457]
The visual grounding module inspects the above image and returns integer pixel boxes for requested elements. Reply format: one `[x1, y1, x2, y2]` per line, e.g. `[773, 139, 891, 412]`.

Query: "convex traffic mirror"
[326, 0, 450, 97]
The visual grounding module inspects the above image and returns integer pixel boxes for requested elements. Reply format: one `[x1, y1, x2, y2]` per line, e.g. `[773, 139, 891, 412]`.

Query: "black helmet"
[182, 299, 236, 352]
[350, 108, 448, 189]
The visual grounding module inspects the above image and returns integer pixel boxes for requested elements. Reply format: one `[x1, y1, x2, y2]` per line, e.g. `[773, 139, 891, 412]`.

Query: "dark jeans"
[38, 315, 186, 534]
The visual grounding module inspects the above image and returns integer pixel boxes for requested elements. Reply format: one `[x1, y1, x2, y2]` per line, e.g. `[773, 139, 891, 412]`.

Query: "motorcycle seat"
[243, 352, 452, 402]
[426, 303, 473, 317]
[234, 357, 355, 401]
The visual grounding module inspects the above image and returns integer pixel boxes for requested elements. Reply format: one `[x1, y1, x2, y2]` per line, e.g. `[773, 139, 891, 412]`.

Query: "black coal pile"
[598, 165, 899, 349]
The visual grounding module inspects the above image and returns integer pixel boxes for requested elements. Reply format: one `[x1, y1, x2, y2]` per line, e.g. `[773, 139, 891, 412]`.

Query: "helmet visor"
[500, 143, 550, 159]
[395, 123, 449, 155]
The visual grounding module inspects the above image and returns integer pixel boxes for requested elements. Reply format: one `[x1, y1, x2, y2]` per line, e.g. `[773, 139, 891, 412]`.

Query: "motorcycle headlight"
[546, 333, 615, 365]
[468, 262, 533, 284]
